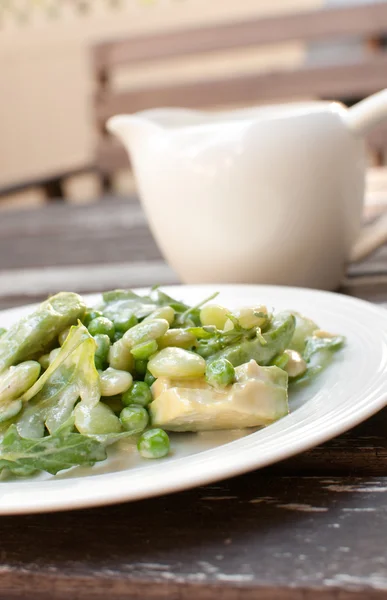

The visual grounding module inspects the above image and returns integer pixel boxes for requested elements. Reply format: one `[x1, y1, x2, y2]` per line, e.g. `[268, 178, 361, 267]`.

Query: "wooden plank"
[1, 475, 387, 598]
[276, 407, 387, 476]
[367, 123, 387, 152]
[93, 3, 387, 69]
[0, 199, 161, 270]
[95, 139, 129, 173]
[96, 55, 387, 121]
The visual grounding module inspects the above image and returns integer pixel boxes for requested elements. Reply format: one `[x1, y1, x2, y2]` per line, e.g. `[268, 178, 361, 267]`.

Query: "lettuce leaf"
[17, 324, 100, 438]
[0, 418, 106, 477]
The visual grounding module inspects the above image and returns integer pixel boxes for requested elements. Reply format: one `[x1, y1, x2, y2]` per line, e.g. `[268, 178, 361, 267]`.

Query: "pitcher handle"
[351, 211, 387, 262]
[346, 90, 387, 262]
[346, 89, 387, 136]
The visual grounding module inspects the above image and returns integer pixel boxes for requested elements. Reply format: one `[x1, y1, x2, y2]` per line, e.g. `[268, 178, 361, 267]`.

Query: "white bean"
[109, 339, 134, 372]
[144, 306, 175, 325]
[148, 347, 206, 379]
[99, 367, 133, 396]
[200, 304, 229, 329]
[284, 349, 307, 378]
[224, 305, 268, 331]
[123, 319, 169, 349]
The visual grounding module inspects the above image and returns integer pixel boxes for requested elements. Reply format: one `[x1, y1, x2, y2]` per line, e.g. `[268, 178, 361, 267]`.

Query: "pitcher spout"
[106, 114, 162, 156]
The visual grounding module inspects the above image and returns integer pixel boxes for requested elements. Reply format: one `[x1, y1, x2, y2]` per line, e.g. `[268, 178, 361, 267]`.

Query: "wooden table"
[1, 187, 387, 600]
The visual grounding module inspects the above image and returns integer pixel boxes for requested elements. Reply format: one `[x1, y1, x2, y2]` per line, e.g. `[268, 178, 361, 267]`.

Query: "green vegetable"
[206, 358, 235, 388]
[289, 313, 318, 353]
[173, 292, 219, 328]
[122, 381, 152, 407]
[120, 405, 149, 432]
[88, 317, 115, 341]
[94, 334, 111, 370]
[99, 289, 169, 321]
[201, 312, 295, 367]
[144, 370, 156, 387]
[0, 361, 41, 424]
[0, 418, 107, 477]
[137, 428, 170, 459]
[102, 395, 124, 415]
[112, 310, 138, 334]
[0, 292, 86, 373]
[135, 359, 148, 377]
[0, 328, 6, 338]
[303, 335, 344, 362]
[271, 353, 290, 370]
[0, 287, 344, 478]
[16, 324, 100, 439]
[0, 361, 41, 403]
[131, 339, 158, 360]
[293, 334, 345, 385]
[83, 309, 103, 327]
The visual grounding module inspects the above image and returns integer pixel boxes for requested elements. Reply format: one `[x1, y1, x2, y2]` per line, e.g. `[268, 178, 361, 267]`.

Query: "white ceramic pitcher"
[107, 89, 387, 290]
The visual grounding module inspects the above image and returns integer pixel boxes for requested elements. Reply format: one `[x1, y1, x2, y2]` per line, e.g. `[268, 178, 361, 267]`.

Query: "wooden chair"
[92, 2, 387, 183]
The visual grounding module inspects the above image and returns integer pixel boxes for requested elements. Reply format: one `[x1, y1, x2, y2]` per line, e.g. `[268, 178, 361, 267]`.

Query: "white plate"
[0, 284, 386, 514]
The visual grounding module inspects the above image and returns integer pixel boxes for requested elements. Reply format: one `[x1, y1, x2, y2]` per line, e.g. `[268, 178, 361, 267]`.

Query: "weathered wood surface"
[94, 3, 387, 69]
[1, 194, 387, 598]
[96, 54, 387, 121]
[1, 475, 387, 599]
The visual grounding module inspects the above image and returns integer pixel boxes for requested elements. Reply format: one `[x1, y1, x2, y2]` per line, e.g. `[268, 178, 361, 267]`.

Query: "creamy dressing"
[150, 360, 288, 432]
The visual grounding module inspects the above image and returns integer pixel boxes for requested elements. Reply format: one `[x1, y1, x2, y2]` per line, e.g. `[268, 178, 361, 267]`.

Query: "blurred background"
[1, 0, 387, 210]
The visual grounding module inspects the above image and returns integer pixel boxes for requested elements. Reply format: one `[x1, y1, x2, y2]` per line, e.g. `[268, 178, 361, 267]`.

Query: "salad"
[0, 288, 344, 478]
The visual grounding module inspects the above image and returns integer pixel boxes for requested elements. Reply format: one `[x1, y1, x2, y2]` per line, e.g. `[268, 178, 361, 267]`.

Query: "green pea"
[138, 428, 170, 459]
[38, 353, 50, 370]
[271, 353, 289, 370]
[144, 370, 156, 387]
[103, 395, 124, 415]
[122, 381, 152, 408]
[206, 358, 235, 388]
[94, 334, 111, 369]
[120, 404, 149, 432]
[83, 309, 103, 327]
[0, 328, 6, 338]
[113, 331, 124, 343]
[94, 357, 105, 371]
[135, 359, 148, 377]
[131, 339, 158, 360]
[88, 317, 115, 341]
[113, 310, 138, 334]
